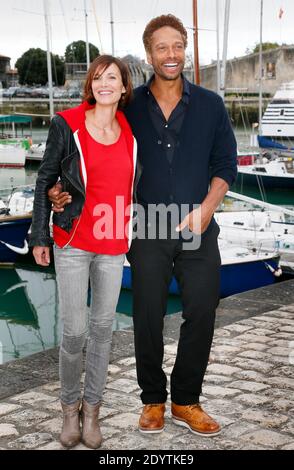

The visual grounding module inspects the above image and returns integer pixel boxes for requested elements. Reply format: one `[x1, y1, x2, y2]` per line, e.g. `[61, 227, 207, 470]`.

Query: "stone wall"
[200, 46, 294, 95]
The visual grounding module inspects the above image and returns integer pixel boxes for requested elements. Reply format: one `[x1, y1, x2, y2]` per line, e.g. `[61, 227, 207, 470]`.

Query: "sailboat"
[215, 191, 294, 275]
[236, 155, 294, 189]
[122, 240, 280, 298]
[0, 187, 34, 262]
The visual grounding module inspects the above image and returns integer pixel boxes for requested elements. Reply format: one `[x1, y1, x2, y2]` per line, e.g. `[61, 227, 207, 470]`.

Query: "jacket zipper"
[62, 129, 86, 246]
[63, 215, 81, 248]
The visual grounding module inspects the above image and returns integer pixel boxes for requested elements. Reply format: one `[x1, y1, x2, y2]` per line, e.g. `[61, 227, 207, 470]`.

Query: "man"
[49, 14, 237, 437]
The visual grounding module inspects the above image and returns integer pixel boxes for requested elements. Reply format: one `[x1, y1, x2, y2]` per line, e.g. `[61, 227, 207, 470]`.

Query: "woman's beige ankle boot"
[81, 399, 102, 449]
[60, 400, 81, 448]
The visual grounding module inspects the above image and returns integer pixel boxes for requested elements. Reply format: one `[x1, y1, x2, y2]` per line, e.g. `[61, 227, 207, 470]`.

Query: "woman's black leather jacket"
[29, 115, 87, 247]
[29, 114, 142, 247]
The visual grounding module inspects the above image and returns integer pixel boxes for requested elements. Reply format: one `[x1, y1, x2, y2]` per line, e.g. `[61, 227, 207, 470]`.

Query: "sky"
[0, 0, 294, 68]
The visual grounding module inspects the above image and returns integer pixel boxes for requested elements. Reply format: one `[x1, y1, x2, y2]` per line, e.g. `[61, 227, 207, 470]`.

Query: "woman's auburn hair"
[83, 54, 133, 108]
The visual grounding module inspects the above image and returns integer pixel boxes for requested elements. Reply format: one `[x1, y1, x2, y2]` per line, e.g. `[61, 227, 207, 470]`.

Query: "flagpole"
[278, 6, 284, 44]
[192, 0, 200, 85]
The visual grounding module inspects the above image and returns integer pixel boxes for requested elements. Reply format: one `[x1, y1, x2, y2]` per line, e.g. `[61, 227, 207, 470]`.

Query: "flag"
[278, 7, 284, 19]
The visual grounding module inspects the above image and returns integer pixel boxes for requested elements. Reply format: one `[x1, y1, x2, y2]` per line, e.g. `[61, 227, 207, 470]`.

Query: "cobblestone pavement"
[0, 304, 294, 450]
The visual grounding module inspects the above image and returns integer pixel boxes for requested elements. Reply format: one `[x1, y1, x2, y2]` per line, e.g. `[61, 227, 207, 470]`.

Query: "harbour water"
[0, 128, 293, 364]
[0, 263, 182, 364]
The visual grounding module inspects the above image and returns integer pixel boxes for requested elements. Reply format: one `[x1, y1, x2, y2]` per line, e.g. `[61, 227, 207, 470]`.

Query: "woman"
[30, 55, 136, 449]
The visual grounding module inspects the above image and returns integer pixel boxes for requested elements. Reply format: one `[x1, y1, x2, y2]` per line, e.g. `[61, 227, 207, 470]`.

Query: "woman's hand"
[33, 246, 51, 266]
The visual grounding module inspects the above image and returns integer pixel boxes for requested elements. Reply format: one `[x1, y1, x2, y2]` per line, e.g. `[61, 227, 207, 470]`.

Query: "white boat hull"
[0, 144, 26, 168]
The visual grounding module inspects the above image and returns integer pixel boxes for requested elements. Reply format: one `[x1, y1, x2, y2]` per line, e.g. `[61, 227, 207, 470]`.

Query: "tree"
[245, 42, 280, 55]
[64, 41, 99, 63]
[15, 48, 65, 86]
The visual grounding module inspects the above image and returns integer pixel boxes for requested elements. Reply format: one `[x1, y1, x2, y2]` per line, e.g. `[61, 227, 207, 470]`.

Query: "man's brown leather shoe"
[171, 403, 221, 437]
[139, 404, 165, 434]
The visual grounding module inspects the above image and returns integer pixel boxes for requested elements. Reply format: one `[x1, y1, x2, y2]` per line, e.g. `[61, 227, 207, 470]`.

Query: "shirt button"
[158, 140, 162, 145]
[165, 124, 168, 128]
[167, 144, 171, 148]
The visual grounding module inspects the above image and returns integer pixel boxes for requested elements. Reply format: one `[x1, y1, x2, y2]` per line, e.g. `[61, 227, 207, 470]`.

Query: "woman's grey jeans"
[54, 245, 124, 405]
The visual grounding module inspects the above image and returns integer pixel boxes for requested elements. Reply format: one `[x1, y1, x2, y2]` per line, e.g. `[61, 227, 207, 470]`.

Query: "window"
[253, 167, 267, 173]
[266, 62, 276, 79]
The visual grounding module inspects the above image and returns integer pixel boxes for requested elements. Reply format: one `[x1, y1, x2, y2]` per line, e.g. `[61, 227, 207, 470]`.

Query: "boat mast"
[216, 0, 221, 95]
[43, 0, 54, 120]
[110, 0, 115, 56]
[258, 0, 263, 135]
[91, 0, 104, 54]
[220, 0, 231, 100]
[84, 0, 90, 68]
[192, 0, 200, 84]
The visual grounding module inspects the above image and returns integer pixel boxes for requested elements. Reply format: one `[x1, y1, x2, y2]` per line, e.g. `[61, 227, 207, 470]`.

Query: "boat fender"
[264, 262, 283, 277]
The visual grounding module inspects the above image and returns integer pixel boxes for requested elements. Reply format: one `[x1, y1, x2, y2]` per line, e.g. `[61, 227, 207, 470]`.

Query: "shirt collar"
[144, 73, 190, 103]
